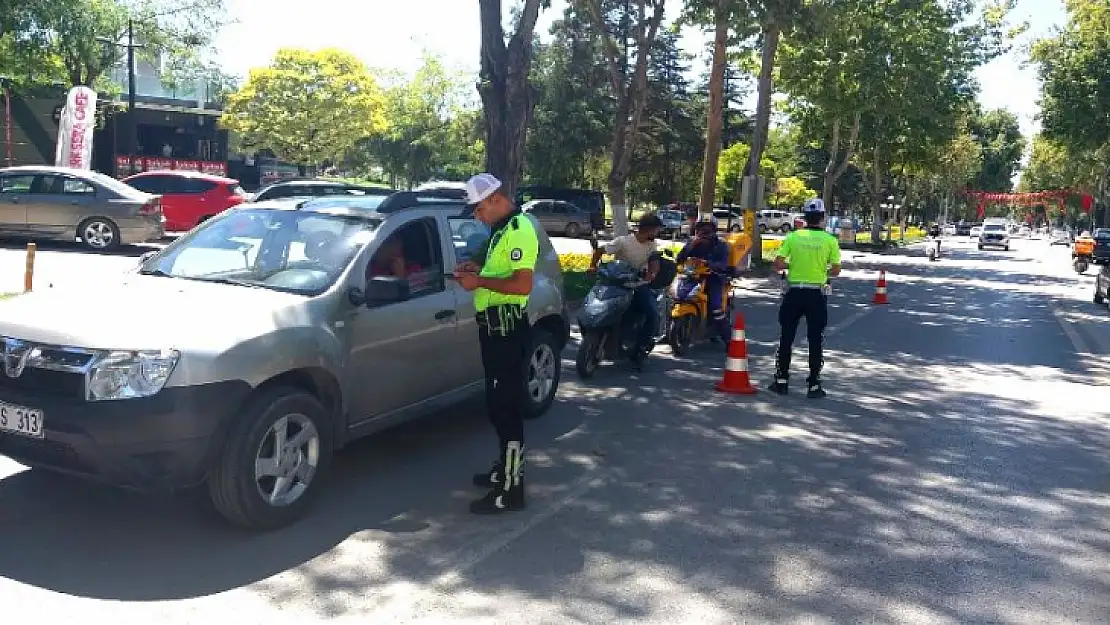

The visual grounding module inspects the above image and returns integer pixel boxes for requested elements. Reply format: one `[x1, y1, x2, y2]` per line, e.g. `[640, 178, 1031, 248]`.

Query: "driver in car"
[587, 213, 663, 365]
[368, 237, 421, 279]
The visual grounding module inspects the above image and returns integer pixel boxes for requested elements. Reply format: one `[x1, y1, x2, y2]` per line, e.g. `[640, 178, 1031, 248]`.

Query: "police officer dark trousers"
[455, 173, 540, 515]
[769, 199, 842, 399]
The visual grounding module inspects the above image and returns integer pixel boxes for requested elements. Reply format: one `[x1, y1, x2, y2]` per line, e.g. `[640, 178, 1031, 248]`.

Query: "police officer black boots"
[470, 441, 525, 514]
[472, 461, 502, 488]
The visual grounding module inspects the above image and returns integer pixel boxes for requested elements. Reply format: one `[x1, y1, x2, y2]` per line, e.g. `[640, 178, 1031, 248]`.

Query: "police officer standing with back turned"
[453, 173, 540, 514]
[769, 198, 841, 399]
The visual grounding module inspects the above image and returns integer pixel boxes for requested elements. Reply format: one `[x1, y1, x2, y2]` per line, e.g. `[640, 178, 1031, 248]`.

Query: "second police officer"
[453, 173, 540, 515]
[770, 198, 842, 399]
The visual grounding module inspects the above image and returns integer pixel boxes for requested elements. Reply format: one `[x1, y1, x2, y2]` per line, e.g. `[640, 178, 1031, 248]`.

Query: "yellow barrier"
[23, 242, 36, 292]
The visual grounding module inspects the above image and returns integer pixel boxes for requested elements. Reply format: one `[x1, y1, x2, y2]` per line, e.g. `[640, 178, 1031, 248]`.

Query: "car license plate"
[0, 401, 44, 439]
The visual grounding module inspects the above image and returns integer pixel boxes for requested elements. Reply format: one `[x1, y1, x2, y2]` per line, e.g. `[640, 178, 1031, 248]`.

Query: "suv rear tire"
[565, 222, 581, 238]
[208, 387, 333, 530]
[779, 224, 792, 233]
[524, 328, 561, 419]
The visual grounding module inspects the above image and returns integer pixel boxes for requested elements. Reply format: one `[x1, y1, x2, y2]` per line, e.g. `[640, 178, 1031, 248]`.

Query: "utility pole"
[127, 19, 137, 173]
[99, 20, 142, 174]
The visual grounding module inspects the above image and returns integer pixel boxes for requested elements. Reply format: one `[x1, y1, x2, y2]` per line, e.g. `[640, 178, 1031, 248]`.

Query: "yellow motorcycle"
[666, 258, 732, 356]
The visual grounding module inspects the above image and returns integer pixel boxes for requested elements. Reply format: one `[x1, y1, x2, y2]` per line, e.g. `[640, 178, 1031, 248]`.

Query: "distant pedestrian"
[453, 173, 540, 514]
[770, 198, 842, 399]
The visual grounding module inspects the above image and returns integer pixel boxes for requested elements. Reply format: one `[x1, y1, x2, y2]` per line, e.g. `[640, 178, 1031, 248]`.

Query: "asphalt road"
[1, 235, 1109, 624]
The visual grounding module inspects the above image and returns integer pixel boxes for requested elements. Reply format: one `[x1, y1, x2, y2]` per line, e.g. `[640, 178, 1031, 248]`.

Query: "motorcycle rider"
[675, 215, 732, 345]
[587, 213, 663, 366]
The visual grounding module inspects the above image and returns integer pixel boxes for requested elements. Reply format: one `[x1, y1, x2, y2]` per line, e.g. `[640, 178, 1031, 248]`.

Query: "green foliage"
[1033, 0, 1110, 152]
[1, 0, 227, 89]
[221, 48, 388, 167]
[964, 108, 1023, 193]
[346, 53, 479, 186]
[716, 143, 774, 203]
[770, 175, 816, 209]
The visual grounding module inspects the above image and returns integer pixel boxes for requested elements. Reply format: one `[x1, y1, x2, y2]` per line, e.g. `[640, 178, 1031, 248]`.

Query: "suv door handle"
[435, 309, 456, 320]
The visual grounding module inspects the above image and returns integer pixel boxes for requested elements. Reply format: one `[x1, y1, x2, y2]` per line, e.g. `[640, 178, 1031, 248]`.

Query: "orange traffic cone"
[716, 313, 758, 395]
[871, 269, 889, 305]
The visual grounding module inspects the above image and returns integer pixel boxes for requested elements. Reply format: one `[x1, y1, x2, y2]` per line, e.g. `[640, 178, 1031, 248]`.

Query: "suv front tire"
[208, 386, 334, 530]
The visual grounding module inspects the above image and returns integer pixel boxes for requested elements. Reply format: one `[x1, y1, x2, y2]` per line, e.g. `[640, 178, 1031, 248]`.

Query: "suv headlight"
[86, 349, 180, 401]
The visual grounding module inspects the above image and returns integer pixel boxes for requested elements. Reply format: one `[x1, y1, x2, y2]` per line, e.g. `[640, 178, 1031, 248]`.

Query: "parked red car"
[122, 170, 247, 232]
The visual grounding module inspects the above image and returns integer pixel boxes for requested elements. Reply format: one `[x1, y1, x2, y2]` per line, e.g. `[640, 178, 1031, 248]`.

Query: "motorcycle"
[575, 240, 675, 379]
[1073, 235, 1095, 274]
[666, 257, 733, 356]
[926, 236, 940, 262]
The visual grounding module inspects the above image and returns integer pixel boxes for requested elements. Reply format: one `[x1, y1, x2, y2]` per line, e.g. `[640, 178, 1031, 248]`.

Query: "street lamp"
[97, 20, 143, 174]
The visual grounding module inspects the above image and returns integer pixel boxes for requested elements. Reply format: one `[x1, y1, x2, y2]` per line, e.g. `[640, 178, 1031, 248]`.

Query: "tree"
[221, 48, 388, 168]
[682, 0, 748, 217]
[477, 0, 547, 198]
[969, 108, 1024, 192]
[1033, 0, 1110, 208]
[716, 142, 774, 204]
[580, 0, 666, 235]
[526, 10, 613, 188]
[352, 53, 473, 187]
[769, 175, 816, 209]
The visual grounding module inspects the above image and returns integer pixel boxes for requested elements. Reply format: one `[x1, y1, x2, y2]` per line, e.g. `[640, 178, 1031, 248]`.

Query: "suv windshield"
[984, 224, 1005, 232]
[140, 208, 379, 294]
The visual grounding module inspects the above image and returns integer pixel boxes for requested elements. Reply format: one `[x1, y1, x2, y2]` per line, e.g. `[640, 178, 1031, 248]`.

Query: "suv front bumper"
[0, 381, 251, 493]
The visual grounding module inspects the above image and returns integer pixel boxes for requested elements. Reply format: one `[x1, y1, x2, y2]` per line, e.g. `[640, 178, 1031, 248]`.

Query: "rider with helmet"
[675, 215, 733, 344]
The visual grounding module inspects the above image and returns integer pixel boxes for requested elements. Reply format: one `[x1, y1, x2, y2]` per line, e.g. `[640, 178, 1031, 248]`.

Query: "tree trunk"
[822, 111, 861, 208]
[697, 1, 729, 218]
[477, 0, 542, 199]
[735, 20, 780, 262]
[585, 0, 665, 236]
[869, 143, 884, 244]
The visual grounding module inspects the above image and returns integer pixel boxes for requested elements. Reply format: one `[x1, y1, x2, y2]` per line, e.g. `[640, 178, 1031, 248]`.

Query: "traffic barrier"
[715, 313, 758, 395]
[871, 269, 888, 305]
[23, 242, 36, 292]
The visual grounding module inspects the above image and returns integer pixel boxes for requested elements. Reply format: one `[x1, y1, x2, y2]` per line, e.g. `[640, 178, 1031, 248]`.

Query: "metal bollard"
[23, 242, 36, 292]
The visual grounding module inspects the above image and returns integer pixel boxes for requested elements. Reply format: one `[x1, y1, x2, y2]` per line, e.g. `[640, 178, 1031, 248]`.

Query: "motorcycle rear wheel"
[668, 316, 693, 357]
[576, 331, 603, 379]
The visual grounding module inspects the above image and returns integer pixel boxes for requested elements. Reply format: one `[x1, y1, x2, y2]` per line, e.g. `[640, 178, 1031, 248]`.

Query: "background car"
[515, 185, 606, 232]
[0, 165, 163, 250]
[943, 224, 957, 235]
[251, 178, 393, 203]
[657, 209, 685, 236]
[1095, 263, 1110, 308]
[1050, 228, 1072, 245]
[1092, 228, 1110, 265]
[523, 199, 594, 237]
[978, 222, 1010, 250]
[969, 225, 983, 238]
[955, 223, 972, 236]
[713, 207, 744, 233]
[124, 170, 247, 232]
[757, 209, 793, 233]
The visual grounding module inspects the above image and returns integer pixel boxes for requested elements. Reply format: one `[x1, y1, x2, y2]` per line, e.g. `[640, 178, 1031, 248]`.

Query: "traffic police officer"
[770, 198, 842, 399]
[454, 173, 540, 514]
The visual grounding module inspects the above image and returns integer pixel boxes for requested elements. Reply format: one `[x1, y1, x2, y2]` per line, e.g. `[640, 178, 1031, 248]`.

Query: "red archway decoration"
[960, 188, 1095, 220]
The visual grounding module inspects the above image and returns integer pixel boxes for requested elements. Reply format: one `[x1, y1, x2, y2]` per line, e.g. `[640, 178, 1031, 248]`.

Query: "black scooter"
[575, 238, 675, 379]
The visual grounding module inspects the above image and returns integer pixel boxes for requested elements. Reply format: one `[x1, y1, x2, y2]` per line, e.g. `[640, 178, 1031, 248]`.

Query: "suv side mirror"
[137, 250, 157, 266]
[364, 276, 410, 308]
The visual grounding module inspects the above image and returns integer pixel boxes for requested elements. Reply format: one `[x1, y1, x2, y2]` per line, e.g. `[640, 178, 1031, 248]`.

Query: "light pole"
[1, 75, 11, 167]
[98, 20, 142, 174]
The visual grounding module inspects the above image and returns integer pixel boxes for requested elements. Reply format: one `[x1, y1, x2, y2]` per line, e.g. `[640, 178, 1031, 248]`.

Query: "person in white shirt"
[588, 213, 663, 364]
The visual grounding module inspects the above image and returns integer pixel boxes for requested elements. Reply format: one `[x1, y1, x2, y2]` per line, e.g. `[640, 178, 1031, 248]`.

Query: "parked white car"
[943, 224, 957, 236]
[757, 209, 794, 233]
[969, 225, 983, 238]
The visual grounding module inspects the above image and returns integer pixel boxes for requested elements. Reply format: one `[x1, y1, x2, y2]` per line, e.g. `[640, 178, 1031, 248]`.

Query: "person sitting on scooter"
[675, 215, 732, 345]
[588, 213, 663, 363]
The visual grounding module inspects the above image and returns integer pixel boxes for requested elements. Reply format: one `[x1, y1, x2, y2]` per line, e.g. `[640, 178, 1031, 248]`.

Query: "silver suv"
[0, 191, 569, 529]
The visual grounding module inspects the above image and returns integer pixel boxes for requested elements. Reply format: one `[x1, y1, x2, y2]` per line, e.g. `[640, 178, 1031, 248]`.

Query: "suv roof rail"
[376, 189, 468, 213]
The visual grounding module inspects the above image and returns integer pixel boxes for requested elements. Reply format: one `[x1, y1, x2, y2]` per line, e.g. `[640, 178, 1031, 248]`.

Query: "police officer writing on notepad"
[454, 173, 540, 514]
[770, 198, 841, 399]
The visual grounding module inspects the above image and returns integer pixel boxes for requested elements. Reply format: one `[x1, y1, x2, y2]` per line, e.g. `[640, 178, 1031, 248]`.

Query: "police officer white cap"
[803, 198, 826, 214]
[465, 173, 503, 205]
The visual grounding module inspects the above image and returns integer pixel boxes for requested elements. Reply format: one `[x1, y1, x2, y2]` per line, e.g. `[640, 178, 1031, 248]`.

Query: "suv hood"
[0, 274, 308, 351]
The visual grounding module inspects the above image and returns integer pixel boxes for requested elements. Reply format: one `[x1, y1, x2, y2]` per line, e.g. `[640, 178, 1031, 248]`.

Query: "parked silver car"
[0, 191, 569, 529]
[523, 199, 594, 237]
[0, 165, 165, 250]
